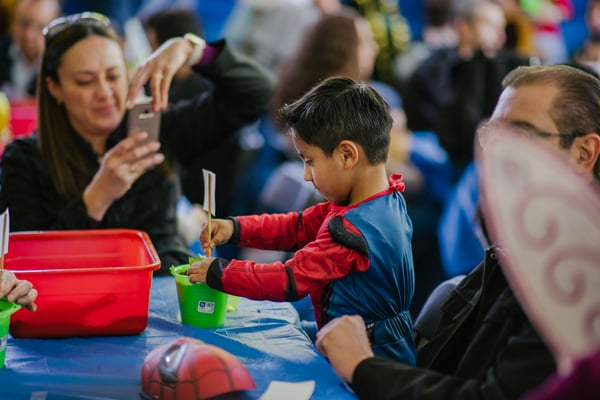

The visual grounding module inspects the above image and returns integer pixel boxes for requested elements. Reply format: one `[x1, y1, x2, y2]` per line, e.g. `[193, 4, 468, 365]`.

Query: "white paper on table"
[477, 125, 600, 372]
[258, 380, 315, 400]
[0, 209, 9, 255]
[202, 169, 216, 216]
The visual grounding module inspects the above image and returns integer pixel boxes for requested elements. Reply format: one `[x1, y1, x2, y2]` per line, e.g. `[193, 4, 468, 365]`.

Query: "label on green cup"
[0, 335, 6, 352]
[197, 301, 216, 314]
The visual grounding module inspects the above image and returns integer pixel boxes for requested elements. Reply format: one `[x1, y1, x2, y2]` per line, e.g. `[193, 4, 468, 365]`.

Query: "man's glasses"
[42, 12, 110, 38]
[477, 119, 585, 148]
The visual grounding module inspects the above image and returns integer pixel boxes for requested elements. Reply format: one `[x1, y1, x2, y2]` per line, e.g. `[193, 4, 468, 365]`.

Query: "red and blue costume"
[204, 174, 416, 364]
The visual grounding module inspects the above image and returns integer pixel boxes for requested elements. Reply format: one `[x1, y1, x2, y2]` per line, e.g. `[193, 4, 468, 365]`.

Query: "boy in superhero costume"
[188, 76, 416, 364]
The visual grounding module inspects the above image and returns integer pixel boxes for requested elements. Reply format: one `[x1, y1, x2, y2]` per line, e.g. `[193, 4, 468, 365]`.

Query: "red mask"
[140, 337, 256, 399]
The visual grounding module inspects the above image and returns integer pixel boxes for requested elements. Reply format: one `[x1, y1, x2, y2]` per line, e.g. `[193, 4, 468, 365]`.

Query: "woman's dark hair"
[270, 8, 362, 128]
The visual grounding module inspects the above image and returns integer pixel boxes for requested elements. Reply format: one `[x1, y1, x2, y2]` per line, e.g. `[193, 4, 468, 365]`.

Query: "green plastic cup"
[0, 299, 21, 368]
[170, 264, 229, 328]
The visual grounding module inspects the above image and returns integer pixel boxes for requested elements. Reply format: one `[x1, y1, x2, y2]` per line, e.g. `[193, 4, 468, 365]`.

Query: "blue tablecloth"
[0, 277, 357, 399]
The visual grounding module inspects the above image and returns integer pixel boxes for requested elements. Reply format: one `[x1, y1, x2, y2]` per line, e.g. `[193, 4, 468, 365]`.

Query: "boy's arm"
[204, 218, 369, 302]
[233, 203, 331, 251]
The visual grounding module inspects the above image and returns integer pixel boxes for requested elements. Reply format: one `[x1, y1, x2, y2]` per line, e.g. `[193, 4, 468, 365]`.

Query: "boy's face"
[292, 134, 350, 204]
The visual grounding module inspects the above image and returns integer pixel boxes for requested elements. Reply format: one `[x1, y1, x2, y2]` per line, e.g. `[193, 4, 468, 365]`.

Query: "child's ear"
[338, 140, 359, 168]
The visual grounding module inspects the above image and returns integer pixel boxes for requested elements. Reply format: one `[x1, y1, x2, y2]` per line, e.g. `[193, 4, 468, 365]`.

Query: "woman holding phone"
[0, 12, 275, 273]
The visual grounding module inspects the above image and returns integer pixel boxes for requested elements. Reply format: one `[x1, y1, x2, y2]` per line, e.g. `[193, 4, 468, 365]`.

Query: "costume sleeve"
[234, 203, 331, 251]
[206, 213, 369, 302]
[351, 322, 555, 400]
[159, 39, 276, 168]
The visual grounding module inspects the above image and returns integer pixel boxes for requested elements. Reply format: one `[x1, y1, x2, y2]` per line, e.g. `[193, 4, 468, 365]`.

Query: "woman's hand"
[199, 218, 234, 257]
[83, 132, 164, 221]
[126, 37, 196, 111]
[0, 270, 38, 312]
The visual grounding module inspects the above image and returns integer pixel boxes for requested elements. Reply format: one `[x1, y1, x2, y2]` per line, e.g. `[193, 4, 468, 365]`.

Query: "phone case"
[128, 98, 161, 141]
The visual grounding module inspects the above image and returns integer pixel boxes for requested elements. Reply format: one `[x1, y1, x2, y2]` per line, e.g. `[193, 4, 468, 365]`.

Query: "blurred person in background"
[0, 0, 61, 101]
[223, 0, 333, 73]
[143, 7, 212, 104]
[497, 0, 537, 55]
[570, 32, 600, 75]
[344, 0, 412, 86]
[404, 0, 534, 176]
[395, 0, 458, 94]
[521, 0, 574, 64]
[586, 0, 600, 36]
[567, 0, 600, 76]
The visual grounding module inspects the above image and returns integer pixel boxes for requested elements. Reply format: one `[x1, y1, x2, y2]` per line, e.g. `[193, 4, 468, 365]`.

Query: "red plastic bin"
[6, 229, 160, 338]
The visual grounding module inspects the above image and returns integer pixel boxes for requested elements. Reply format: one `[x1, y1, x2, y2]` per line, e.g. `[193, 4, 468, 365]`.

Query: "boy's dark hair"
[278, 76, 392, 164]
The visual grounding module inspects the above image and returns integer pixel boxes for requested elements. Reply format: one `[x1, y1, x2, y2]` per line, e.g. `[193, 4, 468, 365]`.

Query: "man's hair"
[502, 64, 600, 178]
[278, 76, 392, 164]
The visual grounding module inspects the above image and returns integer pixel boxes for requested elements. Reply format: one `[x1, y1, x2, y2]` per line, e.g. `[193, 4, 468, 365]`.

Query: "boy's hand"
[188, 257, 215, 284]
[199, 218, 234, 256]
[0, 270, 38, 312]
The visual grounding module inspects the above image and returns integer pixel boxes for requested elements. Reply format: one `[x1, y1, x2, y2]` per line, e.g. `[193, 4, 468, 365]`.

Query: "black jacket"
[351, 248, 556, 399]
[0, 40, 276, 273]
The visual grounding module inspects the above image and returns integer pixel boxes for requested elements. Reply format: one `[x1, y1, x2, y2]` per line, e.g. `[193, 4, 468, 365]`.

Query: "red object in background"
[9, 99, 37, 137]
[6, 229, 160, 338]
[141, 337, 256, 400]
[0, 100, 37, 158]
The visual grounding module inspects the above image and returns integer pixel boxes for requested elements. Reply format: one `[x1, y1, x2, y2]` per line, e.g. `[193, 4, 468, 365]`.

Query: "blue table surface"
[0, 277, 357, 400]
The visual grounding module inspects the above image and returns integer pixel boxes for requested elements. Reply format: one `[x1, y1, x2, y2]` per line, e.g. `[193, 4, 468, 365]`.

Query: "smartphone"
[127, 97, 161, 142]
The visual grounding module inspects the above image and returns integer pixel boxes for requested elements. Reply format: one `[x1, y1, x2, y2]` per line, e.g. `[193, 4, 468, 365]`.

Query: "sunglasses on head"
[42, 12, 110, 38]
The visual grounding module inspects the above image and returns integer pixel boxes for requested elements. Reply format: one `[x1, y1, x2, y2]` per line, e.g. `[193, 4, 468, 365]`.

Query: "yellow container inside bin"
[170, 264, 229, 328]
